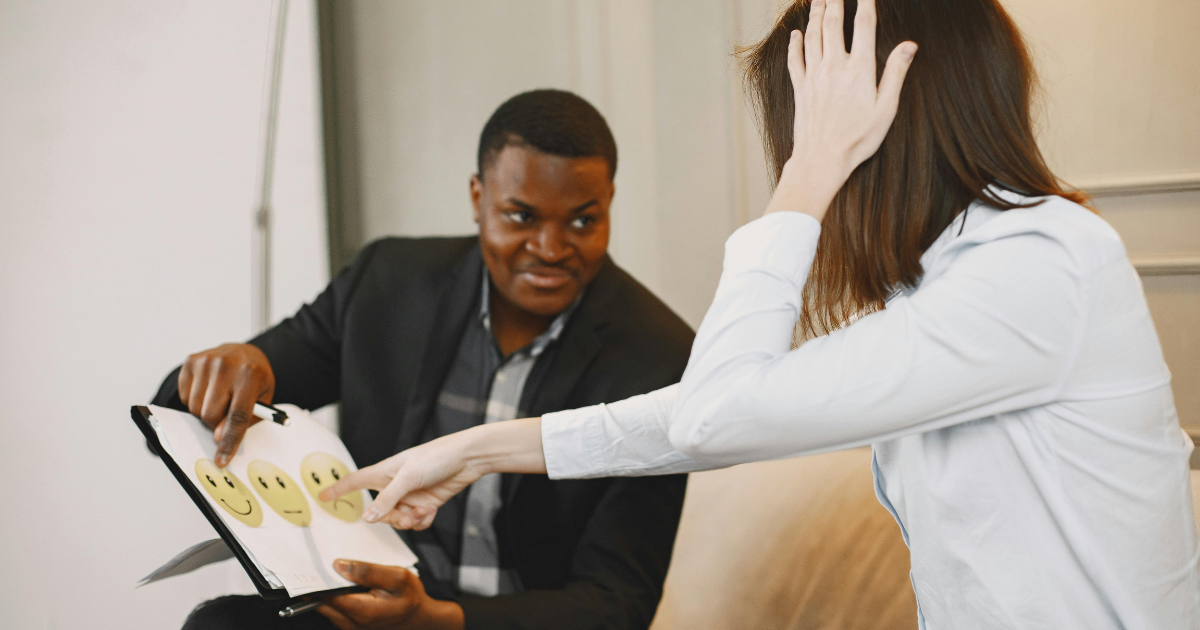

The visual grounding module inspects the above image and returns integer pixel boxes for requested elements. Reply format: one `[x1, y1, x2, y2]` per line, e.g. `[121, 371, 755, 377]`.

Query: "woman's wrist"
[764, 156, 845, 221]
[461, 418, 547, 476]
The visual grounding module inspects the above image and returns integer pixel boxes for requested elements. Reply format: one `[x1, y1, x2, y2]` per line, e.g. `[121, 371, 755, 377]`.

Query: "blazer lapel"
[506, 258, 616, 503]
[392, 244, 483, 454]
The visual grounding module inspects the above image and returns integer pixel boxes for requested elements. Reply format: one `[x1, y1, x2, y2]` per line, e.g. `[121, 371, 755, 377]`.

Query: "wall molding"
[1073, 172, 1200, 198]
[1131, 256, 1200, 276]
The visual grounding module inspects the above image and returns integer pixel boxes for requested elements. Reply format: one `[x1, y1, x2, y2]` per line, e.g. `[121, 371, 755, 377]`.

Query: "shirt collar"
[480, 267, 584, 358]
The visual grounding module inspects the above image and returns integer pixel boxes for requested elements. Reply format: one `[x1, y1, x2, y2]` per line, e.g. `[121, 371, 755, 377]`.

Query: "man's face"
[472, 144, 613, 317]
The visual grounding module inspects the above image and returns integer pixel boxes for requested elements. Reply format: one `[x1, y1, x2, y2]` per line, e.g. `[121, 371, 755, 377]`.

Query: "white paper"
[147, 404, 418, 597]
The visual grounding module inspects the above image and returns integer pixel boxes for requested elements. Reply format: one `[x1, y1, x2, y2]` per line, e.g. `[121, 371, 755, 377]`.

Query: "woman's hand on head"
[766, 0, 917, 220]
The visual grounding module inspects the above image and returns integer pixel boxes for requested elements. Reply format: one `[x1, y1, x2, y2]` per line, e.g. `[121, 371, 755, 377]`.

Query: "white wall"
[0, 1, 328, 627]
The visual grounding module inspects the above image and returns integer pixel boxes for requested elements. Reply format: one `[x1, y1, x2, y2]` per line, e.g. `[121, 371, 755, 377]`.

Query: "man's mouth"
[518, 267, 574, 290]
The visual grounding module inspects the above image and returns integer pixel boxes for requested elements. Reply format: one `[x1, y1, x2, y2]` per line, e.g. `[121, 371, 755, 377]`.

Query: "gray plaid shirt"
[410, 270, 579, 597]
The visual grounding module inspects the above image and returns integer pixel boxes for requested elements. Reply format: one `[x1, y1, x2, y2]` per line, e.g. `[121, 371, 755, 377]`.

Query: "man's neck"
[488, 286, 555, 358]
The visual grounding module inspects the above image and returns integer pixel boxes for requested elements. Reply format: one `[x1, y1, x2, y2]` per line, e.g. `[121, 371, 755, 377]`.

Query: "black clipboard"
[132, 405, 291, 599]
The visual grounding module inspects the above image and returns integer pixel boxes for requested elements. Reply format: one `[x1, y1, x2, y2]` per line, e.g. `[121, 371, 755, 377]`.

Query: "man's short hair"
[477, 89, 617, 180]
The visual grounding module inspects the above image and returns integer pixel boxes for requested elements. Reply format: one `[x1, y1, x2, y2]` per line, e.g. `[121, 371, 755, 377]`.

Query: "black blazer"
[153, 237, 694, 630]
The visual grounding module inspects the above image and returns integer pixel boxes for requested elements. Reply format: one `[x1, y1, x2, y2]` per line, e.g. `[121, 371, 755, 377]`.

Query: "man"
[155, 89, 694, 630]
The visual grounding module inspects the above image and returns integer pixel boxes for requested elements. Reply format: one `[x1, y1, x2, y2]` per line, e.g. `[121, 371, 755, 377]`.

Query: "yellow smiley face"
[195, 459, 263, 528]
[247, 460, 311, 527]
[300, 452, 363, 523]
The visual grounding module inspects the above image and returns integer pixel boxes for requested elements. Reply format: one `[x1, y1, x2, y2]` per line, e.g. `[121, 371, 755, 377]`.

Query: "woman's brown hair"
[740, 0, 1089, 336]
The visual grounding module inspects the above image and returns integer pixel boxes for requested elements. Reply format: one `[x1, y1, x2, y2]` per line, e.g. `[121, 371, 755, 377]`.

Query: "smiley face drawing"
[194, 459, 263, 527]
[300, 452, 363, 523]
[247, 460, 311, 527]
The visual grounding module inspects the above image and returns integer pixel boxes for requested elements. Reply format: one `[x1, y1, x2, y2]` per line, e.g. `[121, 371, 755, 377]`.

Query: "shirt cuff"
[723, 211, 822, 290]
[541, 405, 605, 479]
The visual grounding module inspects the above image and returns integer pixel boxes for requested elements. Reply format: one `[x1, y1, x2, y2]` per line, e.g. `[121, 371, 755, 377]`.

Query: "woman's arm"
[666, 213, 1088, 466]
[324, 386, 698, 526]
[327, 0, 923, 524]
[319, 416, 547, 527]
[541, 383, 718, 478]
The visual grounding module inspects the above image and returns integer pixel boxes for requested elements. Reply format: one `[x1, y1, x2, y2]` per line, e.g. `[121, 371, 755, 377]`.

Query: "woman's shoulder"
[947, 194, 1129, 277]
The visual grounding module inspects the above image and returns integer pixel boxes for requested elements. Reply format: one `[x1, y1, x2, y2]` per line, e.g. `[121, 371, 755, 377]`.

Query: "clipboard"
[132, 404, 290, 599]
[131, 403, 417, 602]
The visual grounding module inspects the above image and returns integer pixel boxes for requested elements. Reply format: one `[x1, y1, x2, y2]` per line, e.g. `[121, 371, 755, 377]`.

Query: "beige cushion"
[1192, 470, 1200, 538]
[651, 448, 916, 630]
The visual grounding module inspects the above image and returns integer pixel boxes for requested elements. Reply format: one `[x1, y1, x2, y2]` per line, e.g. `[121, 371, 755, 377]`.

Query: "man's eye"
[506, 211, 533, 224]
[571, 216, 595, 229]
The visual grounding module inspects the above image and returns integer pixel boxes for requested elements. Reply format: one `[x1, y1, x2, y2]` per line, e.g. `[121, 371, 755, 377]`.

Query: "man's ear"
[470, 174, 483, 225]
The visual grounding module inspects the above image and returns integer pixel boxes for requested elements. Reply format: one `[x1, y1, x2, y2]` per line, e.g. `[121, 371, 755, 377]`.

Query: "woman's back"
[873, 194, 1199, 629]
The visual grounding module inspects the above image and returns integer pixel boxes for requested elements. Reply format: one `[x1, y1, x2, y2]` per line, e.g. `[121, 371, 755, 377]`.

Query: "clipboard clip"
[253, 402, 289, 426]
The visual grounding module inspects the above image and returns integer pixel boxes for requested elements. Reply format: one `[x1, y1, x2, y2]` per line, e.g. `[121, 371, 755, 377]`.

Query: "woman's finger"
[805, 0, 825, 66]
[322, 463, 391, 502]
[822, 0, 846, 58]
[787, 30, 805, 83]
[381, 503, 423, 529]
[876, 42, 918, 117]
[363, 471, 419, 522]
[850, 0, 877, 67]
[414, 510, 437, 531]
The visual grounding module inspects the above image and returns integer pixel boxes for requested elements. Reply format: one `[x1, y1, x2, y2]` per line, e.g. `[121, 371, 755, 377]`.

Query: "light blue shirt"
[541, 193, 1200, 629]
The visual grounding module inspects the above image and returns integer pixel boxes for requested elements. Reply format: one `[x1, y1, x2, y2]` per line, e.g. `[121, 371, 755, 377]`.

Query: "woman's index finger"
[320, 466, 380, 501]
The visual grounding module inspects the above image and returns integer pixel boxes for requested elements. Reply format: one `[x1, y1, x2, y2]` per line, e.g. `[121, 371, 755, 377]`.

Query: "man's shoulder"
[586, 261, 695, 367]
[358, 235, 479, 276]
[331, 236, 480, 311]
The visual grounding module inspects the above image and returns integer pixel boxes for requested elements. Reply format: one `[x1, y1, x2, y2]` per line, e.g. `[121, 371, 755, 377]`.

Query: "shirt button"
[495, 373, 507, 382]
[466, 525, 480, 537]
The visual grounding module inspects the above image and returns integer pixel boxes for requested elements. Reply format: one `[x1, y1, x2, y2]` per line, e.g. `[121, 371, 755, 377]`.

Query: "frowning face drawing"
[195, 459, 263, 527]
[247, 460, 311, 527]
[300, 452, 363, 523]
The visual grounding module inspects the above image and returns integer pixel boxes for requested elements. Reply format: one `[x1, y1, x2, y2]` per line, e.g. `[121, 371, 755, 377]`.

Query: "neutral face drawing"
[247, 460, 312, 527]
[194, 459, 263, 527]
[300, 452, 363, 523]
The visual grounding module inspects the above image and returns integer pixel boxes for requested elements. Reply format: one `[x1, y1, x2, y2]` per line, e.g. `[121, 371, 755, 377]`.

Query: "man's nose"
[526, 224, 571, 263]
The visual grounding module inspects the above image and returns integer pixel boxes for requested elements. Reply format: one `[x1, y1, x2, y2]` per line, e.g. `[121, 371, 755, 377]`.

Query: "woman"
[325, 0, 1200, 626]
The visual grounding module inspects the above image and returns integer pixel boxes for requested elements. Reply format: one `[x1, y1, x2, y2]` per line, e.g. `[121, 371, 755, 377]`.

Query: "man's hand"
[318, 560, 464, 630]
[177, 343, 275, 467]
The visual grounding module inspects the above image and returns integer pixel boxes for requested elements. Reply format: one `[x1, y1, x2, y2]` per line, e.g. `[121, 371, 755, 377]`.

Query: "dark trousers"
[182, 595, 337, 630]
